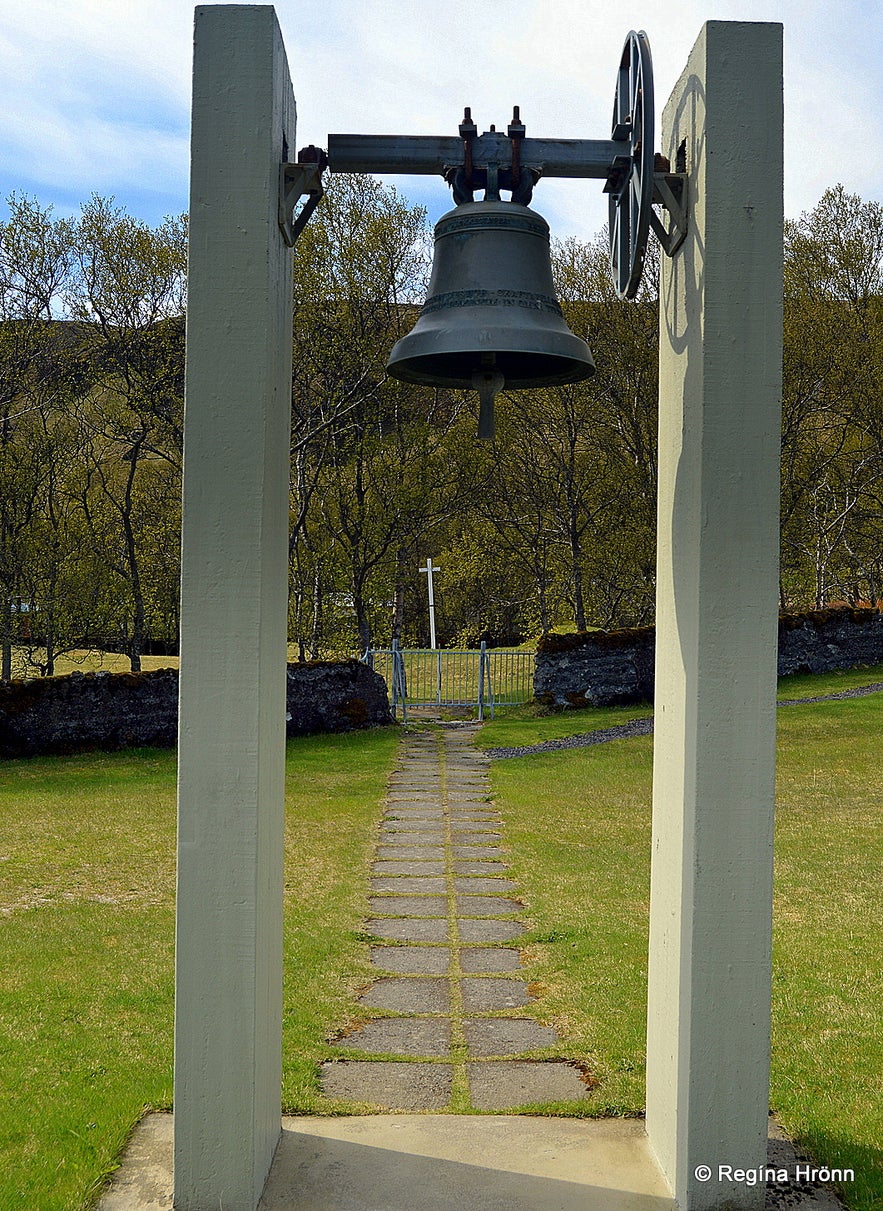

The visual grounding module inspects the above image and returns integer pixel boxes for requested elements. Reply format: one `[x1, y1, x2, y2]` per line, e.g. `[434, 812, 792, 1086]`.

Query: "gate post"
[646, 22, 783, 1210]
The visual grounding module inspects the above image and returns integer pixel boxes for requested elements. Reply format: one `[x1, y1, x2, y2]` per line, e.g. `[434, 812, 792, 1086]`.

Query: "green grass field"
[0, 729, 398, 1211]
[478, 675, 883, 1211]
[0, 667, 880, 1210]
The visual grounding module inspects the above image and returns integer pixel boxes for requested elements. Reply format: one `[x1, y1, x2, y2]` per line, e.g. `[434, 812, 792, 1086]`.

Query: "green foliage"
[0, 194, 186, 675]
[3, 181, 883, 668]
[781, 185, 883, 609]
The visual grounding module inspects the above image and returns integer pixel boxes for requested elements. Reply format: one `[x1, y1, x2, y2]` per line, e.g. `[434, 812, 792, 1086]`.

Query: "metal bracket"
[278, 158, 325, 248]
[650, 172, 688, 256]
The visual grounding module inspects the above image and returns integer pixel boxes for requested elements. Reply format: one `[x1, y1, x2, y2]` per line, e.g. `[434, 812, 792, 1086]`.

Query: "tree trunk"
[1, 598, 12, 680]
[391, 548, 407, 646]
[572, 553, 587, 631]
[353, 590, 371, 655]
[309, 569, 322, 660]
[534, 566, 551, 634]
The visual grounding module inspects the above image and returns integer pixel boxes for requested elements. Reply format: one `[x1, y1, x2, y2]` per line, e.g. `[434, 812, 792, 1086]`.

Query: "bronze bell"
[386, 200, 595, 436]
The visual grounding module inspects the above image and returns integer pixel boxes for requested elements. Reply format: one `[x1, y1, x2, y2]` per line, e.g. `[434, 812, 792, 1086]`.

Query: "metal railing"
[363, 641, 534, 721]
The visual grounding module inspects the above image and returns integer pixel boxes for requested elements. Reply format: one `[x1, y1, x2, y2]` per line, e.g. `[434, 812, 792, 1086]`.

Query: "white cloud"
[0, 0, 879, 235]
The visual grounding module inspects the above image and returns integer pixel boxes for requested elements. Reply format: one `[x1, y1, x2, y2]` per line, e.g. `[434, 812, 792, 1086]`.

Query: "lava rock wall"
[0, 660, 392, 758]
[534, 607, 883, 708]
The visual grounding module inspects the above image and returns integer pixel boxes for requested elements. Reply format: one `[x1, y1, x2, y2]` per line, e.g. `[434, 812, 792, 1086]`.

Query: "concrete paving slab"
[458, 919, 526, 942]
[382, 820, 445, 832]
[461, 977, 531, 1011]
[457, 895, 522, 916]
[454, 860, 509, 876]
[336, 1018, 451, 1056]
[367, 918, 449, 943]
[385, 799, 440, 808]
[459, 947, 523, 973]
[463, 1018, 558, 1055]
[448, 808, 499, 819]
[449, 820, 499, 832]
[372, 861, 446, 876]
[467, 1061, 590, 1109]
[453, 845, 505, 860]
[384, 808, 444, 820]
[321, 1062, 453, 1110]
[379, 832, 447, 846]
[454, 832, 502, 847]
[370, 876, 447, 895]
[359, 977, 451, 1012]
[367, 896, 448, 917]
[370, 946, 451, 975]
[376, 846, 446, 862]
[454, 877, 518, 895]
[385, 791, 444, 802]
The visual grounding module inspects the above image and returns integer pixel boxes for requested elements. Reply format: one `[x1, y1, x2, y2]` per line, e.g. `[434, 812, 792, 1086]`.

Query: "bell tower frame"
[177, 9, 783, 1209]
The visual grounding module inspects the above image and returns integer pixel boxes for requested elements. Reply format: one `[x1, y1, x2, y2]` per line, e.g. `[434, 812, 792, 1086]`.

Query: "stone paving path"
[321, 723, 591, 1112]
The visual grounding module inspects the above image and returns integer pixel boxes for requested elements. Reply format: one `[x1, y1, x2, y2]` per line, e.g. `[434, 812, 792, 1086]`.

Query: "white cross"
[419, 557, 440, 649]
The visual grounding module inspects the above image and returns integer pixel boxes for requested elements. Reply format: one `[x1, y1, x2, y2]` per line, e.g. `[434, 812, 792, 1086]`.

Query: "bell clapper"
[472, 360, 505, 440]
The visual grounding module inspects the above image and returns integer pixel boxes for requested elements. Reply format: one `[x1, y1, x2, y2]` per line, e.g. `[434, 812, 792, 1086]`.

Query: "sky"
[0, 0, 880, 243]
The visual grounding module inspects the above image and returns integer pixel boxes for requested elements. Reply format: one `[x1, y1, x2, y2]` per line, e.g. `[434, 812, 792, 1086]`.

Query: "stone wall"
[534, 607, 883, 709]
[0, 660, 392, 758]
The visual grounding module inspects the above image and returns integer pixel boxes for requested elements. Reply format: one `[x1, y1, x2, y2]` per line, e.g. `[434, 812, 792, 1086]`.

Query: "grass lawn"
[478, 670, 883, 1211]
[0, 727, 399, 1211]
[0, 665, 880, 1210]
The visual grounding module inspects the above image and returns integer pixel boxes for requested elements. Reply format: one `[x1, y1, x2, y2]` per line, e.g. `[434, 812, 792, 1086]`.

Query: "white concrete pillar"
[174, 6, 294, 1208]
[646, 21, 783, 1211]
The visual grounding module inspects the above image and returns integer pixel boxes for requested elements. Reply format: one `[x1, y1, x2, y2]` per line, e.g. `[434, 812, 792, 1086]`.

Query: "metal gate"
[363, 641, 534, 721]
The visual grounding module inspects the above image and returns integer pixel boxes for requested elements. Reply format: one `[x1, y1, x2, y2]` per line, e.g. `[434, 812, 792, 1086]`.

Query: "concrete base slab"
[98, 1114, 676, 1211]
[266, 1116, 671, 1210]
